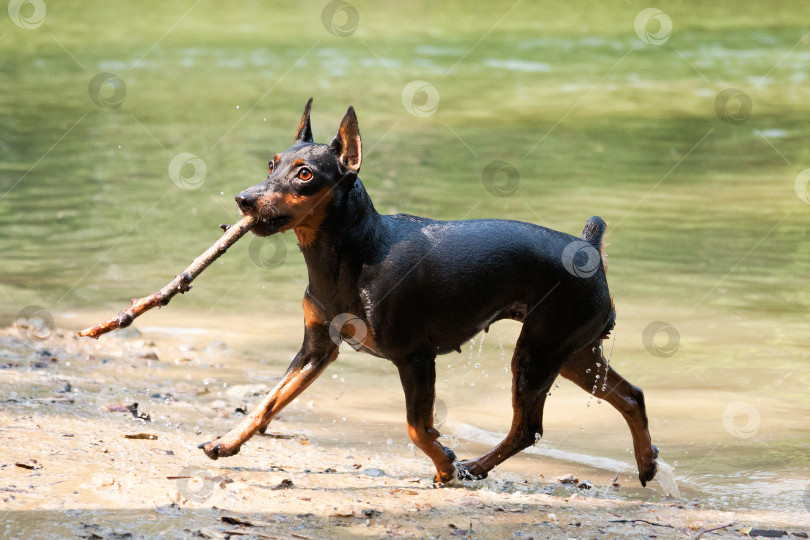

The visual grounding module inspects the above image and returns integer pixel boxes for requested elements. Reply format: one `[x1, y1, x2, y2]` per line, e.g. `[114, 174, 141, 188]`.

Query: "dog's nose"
[235, 192, 256, 213]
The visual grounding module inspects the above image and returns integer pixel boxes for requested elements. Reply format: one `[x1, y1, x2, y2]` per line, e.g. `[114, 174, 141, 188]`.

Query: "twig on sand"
[692, 523, 736, 539]
[609, 518, 674, 528]
[76, 216, 256, 339]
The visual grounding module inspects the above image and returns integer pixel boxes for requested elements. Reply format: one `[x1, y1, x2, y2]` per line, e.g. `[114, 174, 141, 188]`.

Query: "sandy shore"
[1, 324, 808, 539]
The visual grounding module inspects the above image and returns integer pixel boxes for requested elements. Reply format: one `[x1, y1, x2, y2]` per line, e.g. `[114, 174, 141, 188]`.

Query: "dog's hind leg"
[395, 355, 457, 483]
[559, 342, 658, 486]
[456, 319, 569, 480]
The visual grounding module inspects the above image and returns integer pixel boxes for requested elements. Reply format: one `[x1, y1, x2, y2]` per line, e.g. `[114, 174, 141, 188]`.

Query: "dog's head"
[235, 98, 362, 245]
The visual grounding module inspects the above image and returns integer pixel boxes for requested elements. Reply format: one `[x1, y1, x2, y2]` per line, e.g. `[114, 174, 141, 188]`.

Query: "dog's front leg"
[200, 326, 338, 460]
[395, 355, 457, 483]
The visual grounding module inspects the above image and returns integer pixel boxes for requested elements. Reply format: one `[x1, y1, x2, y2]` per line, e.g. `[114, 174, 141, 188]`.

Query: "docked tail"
[581, 216, 608, 272]
[581, 216, 614, 337]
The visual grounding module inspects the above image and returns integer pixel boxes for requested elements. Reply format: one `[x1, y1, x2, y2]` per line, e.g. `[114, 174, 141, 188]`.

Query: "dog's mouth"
[251, 214, 293, 237]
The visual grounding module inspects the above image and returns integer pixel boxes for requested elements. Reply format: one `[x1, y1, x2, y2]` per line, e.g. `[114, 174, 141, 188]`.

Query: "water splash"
[655, 458, 681, 498]
[601, 332, 616, 393]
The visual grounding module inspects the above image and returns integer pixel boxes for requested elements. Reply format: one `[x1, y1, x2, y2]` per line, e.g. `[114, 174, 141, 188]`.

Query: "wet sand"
[1, 320, 808, 539]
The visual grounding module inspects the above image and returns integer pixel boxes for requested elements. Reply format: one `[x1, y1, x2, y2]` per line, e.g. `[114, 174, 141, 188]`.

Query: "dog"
[200, 99, 658, 486]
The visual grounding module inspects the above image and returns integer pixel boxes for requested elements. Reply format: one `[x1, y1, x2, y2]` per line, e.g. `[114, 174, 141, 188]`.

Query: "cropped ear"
[329, 106, 362, 173]
[294, 97, 314, 143]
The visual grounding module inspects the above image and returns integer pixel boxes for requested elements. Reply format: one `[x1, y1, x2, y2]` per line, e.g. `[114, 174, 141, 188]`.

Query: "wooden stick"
[77, 215, 256, 339]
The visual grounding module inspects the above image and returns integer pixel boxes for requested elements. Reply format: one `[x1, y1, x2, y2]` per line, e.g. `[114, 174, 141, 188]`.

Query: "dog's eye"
[268, 161, 274, 174]
[297, 168, 313, 181]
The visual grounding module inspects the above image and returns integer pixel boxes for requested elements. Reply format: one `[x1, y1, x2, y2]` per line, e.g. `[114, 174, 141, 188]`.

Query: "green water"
[2, 0, 809, 518]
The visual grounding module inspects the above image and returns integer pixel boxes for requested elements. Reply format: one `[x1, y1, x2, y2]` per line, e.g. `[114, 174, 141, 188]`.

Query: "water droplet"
[332, 374, 337, 379]
[475, 363, 480, 368]
[585, 368, 591, 374]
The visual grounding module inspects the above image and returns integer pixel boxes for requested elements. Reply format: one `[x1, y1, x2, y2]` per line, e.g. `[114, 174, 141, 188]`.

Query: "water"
[2, 0, 810, 525]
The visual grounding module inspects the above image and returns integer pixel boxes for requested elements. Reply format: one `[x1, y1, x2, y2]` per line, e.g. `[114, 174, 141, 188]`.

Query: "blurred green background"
[2, 0, 809, 319]
[2, 0, 810, 513]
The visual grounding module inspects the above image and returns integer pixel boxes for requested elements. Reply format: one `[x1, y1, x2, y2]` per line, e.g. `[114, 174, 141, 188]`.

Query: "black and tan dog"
[200, 99, 658, 486]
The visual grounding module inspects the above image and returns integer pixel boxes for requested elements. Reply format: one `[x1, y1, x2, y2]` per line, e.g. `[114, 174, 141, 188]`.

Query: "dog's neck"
[299, 177, 383, 300]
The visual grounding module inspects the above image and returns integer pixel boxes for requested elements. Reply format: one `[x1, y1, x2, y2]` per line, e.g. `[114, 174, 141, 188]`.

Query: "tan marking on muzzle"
[257, 187, 333, 247]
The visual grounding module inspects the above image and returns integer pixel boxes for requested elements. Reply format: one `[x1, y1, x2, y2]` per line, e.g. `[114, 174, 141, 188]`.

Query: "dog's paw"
[198, 439, 240, 460]
[638, 445, 660, 487]
[433, 468, 457, 484]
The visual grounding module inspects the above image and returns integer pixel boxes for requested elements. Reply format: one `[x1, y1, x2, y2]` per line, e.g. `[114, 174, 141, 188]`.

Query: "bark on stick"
[77, 215, 256, 339]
